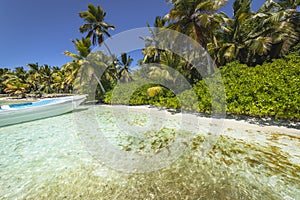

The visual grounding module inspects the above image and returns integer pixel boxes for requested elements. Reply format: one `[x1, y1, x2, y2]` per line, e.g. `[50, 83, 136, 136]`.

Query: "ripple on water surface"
[0, 105, 299, 199]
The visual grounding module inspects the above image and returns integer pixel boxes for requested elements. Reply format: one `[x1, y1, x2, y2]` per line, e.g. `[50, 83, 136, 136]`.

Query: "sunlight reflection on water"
[0, 105, 299, 199]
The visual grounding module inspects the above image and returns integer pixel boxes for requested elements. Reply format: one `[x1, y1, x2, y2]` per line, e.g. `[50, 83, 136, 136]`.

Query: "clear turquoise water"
[0, 105, 299, 199]
[1, 98, 67, 109]
[0, 99, 35, 106]
[0, 111, 92, 198]
[9, 99, 57, 108]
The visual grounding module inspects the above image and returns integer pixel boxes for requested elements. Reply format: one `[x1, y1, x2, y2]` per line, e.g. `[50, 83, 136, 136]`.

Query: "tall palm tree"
[64, 37, 116, 95]
[141, 16, 167, 64]
[79, 4, 115, 47]
[165, 0, 229, 49]
[117, 53, 133, 83]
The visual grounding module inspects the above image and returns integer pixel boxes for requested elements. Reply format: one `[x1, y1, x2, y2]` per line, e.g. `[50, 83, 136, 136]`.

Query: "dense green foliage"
[1, 1, 299, 119]
[210, 0, 299, 66]
[1, 2, 300, 198]
[221, 55, 300, 118]
[105, 54, 300, 119]
[0, 64, 73, 98]
[104, 81, 179, 108]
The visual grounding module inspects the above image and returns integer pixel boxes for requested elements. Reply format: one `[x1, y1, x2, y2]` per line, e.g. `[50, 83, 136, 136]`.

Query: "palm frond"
[63, 51, 82, 60]
[247, 36, 272, 55]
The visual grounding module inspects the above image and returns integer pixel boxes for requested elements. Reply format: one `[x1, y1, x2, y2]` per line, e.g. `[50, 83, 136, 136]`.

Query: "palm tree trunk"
[103, 42, 113, 58]
[103, 41, 120, 83]
[92, 74, 106, 94]
[193, 22, 207, 49]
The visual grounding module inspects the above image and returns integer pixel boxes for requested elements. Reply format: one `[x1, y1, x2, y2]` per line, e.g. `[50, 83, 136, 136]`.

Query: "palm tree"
[79, 4, 115, 47]
[252, 0, 299, 59]
[209, 0, 251, 65]
[77, 51, 119, 97]
[51, 67, 70, 93]
[38, 65, 53, 94]
[211, 0, 299, 66]
[75, 4, 118, 97]
[117, 53, 133, 82]
[3, 71, 29, 98]
[64, 37, 116, 95]
[64, 37, 92, 59]
[141, 14, 208, 83]
[0, 68, 10, 93]
[148, 50, 184, 82]
[3, 81, 29, 98]
[63, 37, 92, 88]
[26, 63, 42, 94]
[14, 67, 28, 81]
[141, 16, 167, 64]
[165, 0, 229, 49]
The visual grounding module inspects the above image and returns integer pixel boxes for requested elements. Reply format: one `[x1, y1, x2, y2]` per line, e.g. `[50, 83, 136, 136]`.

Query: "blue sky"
[0, 0, 266, 69]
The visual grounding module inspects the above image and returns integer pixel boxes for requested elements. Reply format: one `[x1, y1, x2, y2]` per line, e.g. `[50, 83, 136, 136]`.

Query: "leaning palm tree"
[141, 16, 167, 64]
[64, 37, 92, 59]
[63, 37, 92, 86]
[64, 37, 115, 95]
[79, 4, 115, 47]
[165, 0, 229, 49]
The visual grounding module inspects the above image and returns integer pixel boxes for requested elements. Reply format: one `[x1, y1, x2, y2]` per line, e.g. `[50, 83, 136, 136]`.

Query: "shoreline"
[1, 96, 299, 130]
[87, 104, 300, 164]
[93, 103, 300, 130]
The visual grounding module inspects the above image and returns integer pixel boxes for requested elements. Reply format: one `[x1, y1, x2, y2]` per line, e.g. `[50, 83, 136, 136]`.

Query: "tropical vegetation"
[0, 0, 299, 119]
[104, 53, 300, 119]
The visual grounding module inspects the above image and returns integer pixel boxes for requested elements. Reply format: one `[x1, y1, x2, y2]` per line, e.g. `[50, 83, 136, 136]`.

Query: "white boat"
[0, 95, 87, 127]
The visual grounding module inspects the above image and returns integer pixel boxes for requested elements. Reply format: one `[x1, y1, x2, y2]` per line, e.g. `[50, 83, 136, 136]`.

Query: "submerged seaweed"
[1, 106, 299, 199]
[24, 135, 300, 200]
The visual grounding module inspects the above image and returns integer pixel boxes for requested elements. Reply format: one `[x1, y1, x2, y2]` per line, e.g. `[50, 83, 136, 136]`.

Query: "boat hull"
[0, 95, 86, 127]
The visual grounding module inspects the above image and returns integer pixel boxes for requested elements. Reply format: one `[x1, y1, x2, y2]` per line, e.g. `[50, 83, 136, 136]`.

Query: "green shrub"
[103, 80, 180, 108]
[103, 81, 153, 105]
[220, 55, 300, 119]
[104, 54, 300, 119]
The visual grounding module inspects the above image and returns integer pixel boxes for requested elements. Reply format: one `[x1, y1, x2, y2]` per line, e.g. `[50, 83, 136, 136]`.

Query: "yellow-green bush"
[146, 86, 163, 98]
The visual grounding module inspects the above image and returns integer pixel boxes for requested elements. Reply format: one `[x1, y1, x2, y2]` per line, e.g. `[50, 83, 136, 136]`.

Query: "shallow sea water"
[0, 105, 299, 199]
